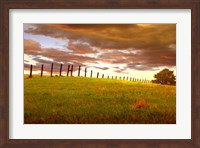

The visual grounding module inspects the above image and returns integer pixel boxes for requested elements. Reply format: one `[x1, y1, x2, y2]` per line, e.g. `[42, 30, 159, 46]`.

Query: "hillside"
[24, 75, 176, 124]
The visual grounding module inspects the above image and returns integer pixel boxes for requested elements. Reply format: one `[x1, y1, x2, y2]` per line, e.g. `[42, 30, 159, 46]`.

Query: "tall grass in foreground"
[24, 75, 176, 124]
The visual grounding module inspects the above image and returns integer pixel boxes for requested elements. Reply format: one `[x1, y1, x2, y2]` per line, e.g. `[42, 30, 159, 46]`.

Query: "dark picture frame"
[0, 0, 199, 147]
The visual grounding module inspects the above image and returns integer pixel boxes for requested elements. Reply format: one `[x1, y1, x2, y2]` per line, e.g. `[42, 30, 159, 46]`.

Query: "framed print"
[0, 0, 200, 148]
[23, 23, 176, 124]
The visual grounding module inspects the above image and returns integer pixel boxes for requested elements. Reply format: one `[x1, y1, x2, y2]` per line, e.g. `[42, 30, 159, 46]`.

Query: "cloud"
[93, 67, 109, 70]
[24, 39, 42, 54]
[25, 24, 176, 50]
[24, 24, 176, 72]
[67, 41, 98, 54]
[24, 39, 98, 72]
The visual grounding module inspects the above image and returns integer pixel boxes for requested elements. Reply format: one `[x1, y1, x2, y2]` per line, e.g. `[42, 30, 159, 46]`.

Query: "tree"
[152, 68, 176, 85]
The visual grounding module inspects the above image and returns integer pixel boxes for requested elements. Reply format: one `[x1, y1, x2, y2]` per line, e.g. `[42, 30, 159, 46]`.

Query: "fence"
[28, 63, 152, 83]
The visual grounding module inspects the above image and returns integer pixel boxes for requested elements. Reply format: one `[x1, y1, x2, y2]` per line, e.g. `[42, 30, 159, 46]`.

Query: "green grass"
[24, 75, 176, 124]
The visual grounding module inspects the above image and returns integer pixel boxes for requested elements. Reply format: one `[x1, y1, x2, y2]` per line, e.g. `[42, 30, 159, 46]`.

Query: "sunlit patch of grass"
[134, 99, 150, 109]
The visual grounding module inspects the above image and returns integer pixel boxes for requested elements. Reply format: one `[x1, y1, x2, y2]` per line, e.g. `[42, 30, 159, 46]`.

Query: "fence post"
[102, 74, 104, 78]
[60, 64, 62, 76]
[67, 65, 73, 76]
[107, 76, 109, 79]
[67, 65, 70, 76]
[97, 72, 99, 78]
[85, 68, 87, 77]
[50, 63, 53, 77]
[115, 76, 117, 79]
[29, 65, 32, 78]
[41, 64, 43, 77]
[123, 76, 125, 80]
[90, 70, 93, 78]
[78, 66, 81, 77]
[71, 65, 73, 76]
[130, 77, 132, 81]
[127, 77, 128, 80]
[112, 76, 113, 79]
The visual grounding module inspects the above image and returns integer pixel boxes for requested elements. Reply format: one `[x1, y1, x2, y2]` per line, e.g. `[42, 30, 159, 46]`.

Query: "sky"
[24, 24, 176, 80]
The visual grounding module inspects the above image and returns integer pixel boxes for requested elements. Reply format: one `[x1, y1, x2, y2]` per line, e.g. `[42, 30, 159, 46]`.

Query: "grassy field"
[24, 75, 176, 124]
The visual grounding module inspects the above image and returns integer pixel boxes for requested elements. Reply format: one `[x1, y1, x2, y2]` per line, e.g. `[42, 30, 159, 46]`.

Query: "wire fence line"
[27, 63, 152, 83]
